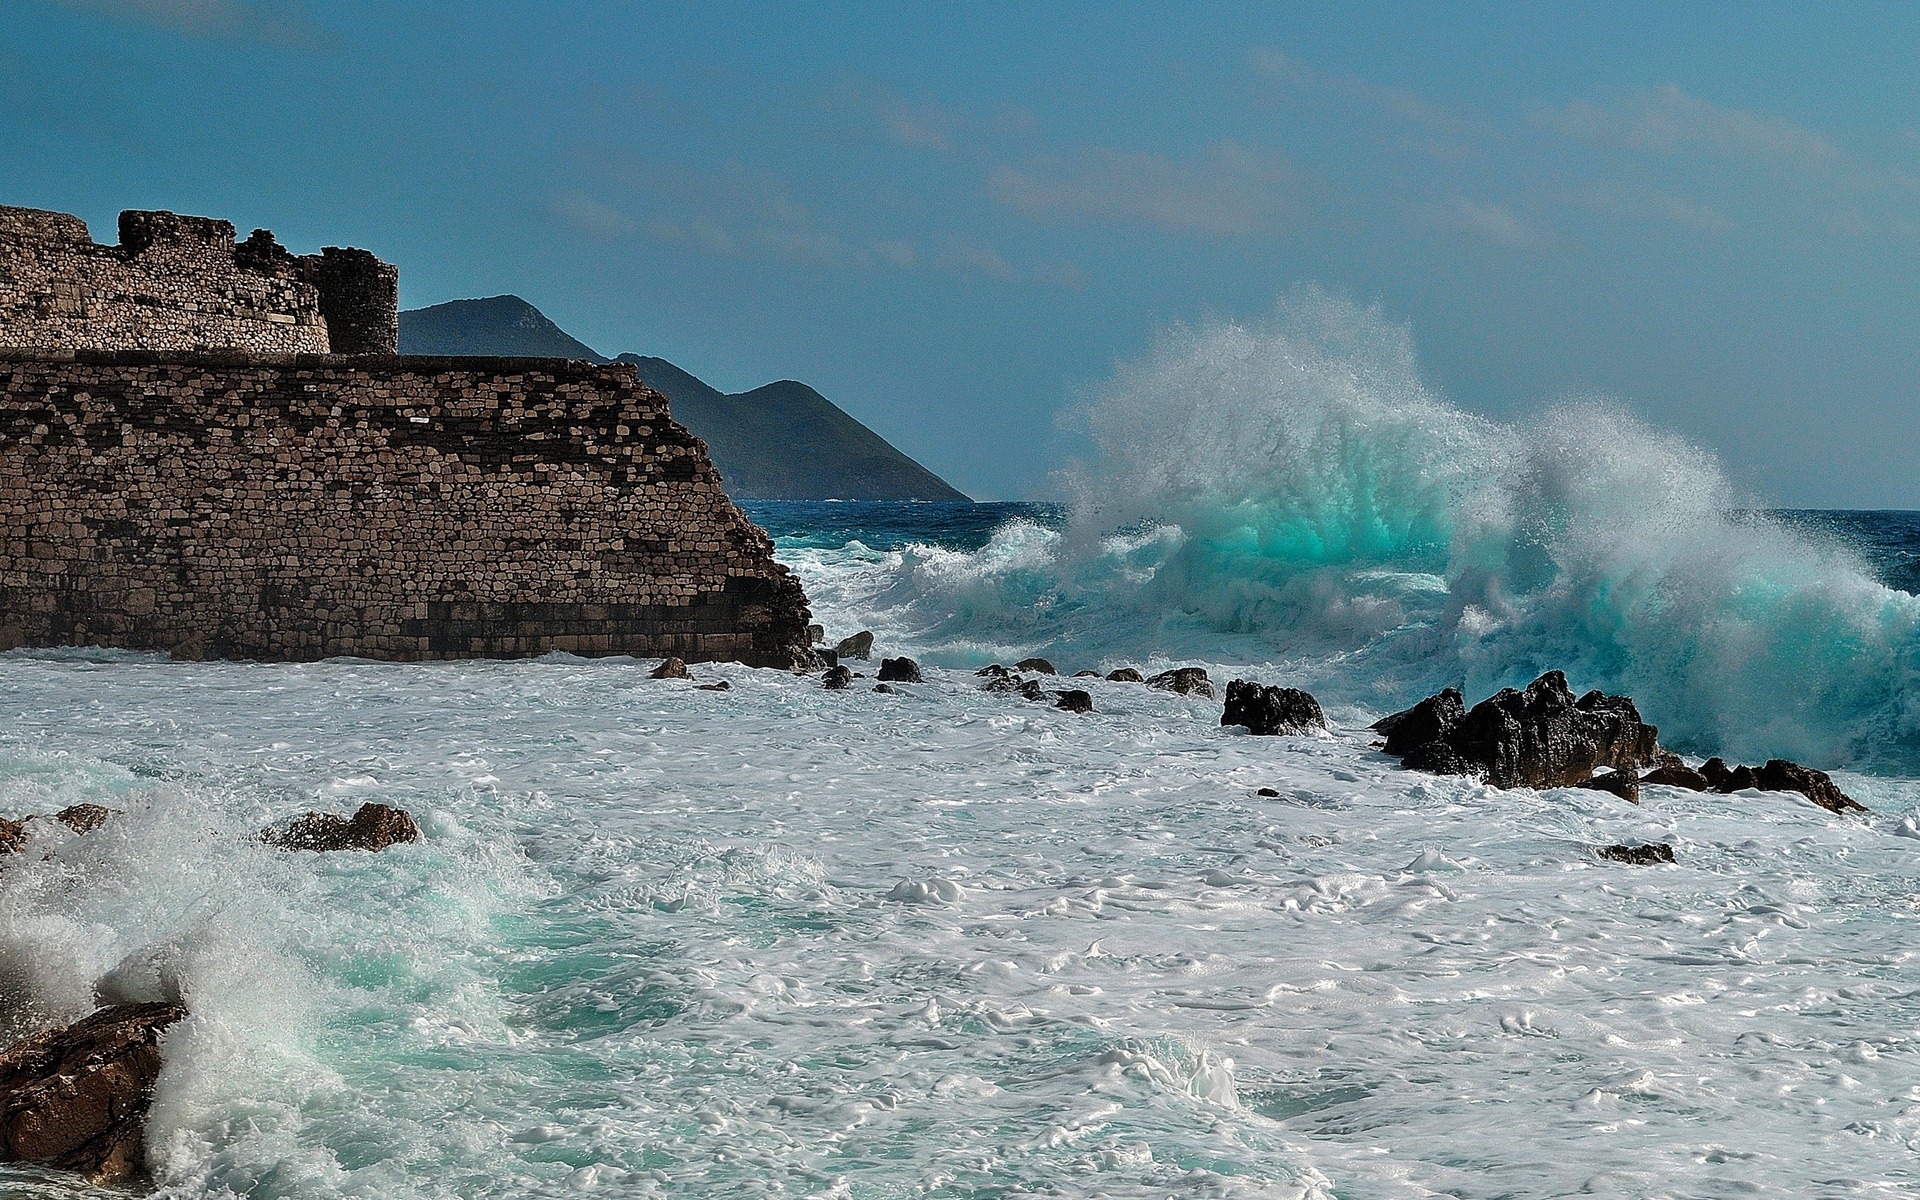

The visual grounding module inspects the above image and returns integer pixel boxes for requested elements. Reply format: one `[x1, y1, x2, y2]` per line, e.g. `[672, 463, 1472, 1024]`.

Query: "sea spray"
[785, 288, 1920, 770]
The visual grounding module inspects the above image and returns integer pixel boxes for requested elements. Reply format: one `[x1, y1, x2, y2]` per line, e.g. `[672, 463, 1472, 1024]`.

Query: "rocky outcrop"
[1598, 843, 1674, 865]
[1222, 681, 1326, 736]
[823, 665, 853, 690]
[651, 657, 691, 680]
[1641, 763, 1710, 792]
[52, 805, 115, 834]
[1105, 668, 1144, 683]
[1700, 757, 1865, 813]
[1148, 667, 1215, 699]
[877, 657, 923, 684]
[1015, 658, 1056, 675]
[1374, 671, 1661, 791]
[0, 817, 23, 856]
[0, 1002, 187, 1185]
[266, 802, 420, 852]
[835, 632, 874, 661]
[1055, 689, 1093, 714]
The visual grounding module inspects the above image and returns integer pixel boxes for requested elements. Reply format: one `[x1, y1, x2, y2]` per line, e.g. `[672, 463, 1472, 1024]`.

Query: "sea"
[3, 292, 1919, 1198]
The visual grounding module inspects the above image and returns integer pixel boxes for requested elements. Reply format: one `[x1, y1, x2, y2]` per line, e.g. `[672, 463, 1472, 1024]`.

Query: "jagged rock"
[873, 683, 897, 695]
[1700, 757, 1864, 813]
[0, 818, 24, 856]
[1017, 680, 1045, 702]
[52, 805, 115, 834]
[1054, 689, 1093, 714]
[877, 656, 923, 683]
[976, 663, 1009, 678]
[650, 657, 690, 680]
[1015, 657, 1056, 675]
[835, 631, 874, 660]
[0, 1002, 187, 1185]
[1642, 763, 1710, 791]
[1375, 672, 1661, 791]
[697, 680, 731, 692]
[1106, 668, 1145, 683]
[1073, 670, 1101, 678]
[1148, 667, 1214, 698]
[1598, 842, 1674, 865]
[983, 673, 1023, 694]
[807, 624, 824, 645]
[267, 802, 420, 852]
[1575, 769, 1640, 803]
[815, 648, 838, 669]
[1222, 680, 1326, 736]
[823, 665, 853, 690]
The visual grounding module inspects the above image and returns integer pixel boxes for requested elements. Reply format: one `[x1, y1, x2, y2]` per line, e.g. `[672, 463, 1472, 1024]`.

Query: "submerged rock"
[1222, 681, 1326, 737]
[1054, 689, 1093, 714]
[1147, 667, 1215, 698]
[1375, 672, 1661, 791]
[877, 657, 923, 684]
[696, 680, 731, 692]
[976, 664, 1010, 678]
[983, 672, 1022, 694]
[1597, 842, 1675, 866]
[1256, 787, 1281, 798]
[0, 1002, 187, 1185]
[1641, 763, 1710, 792]
[872, 683, 897, 695]
[1017, 680, 1045, 702]
[823, 665, 853, 690]
[1073, 670, 1102, 678]
[267, 802, 420, 852]
[52, 805, 115, 834]
[1015, 657, 1056, 675]
[1105, 668, 1145, 683]
[834, 631, 874, 660]
[650, 657, 690, 680]
[1701, 757, 1865, 813]
[0, 817, 24, 856]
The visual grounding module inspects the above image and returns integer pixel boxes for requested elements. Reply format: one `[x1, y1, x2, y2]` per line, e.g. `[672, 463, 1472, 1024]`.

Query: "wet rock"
[1597, 842, 1675, 866]
[823, 665, 853, 690]
[1575, 769, 1639, 804]
[1105, 668, 1145, 683]
[696, 680, 731, 692]
[1222, 680, 1326, 737]
[806, 624, 825, 645]
[267, 802, 420, 852]
[1256, 787, 1281, 798]
[815, 648, 838, 670]
[834, 631, 874, 660]
[52, 805, 115, 834]
[0, 818, 24, 856]
[650, 657, 690, 680]
[1700, 757, 1864, 813]
[976, 663, 1010, 678]
[1641, 763, 1710, 792]
[1017, 680, 1045, 702]
[1015, 657, 1056, 676]
[1375, 672, 1662, 791]
[872, 683, 897, 695]
[1073, 670, 1101, 678]
[1147, 667, 1215, 698]
[877, 656, 923, 684]
[983, 672, 1023, 694]
[1054, 689, 1093, 714]
[0, 1002, 188, 1185]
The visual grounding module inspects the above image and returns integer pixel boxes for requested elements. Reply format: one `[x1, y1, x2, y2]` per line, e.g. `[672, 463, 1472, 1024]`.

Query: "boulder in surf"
[266, 802, 421, 852]
[1147, 667, 1215, 699]
[877, 656, 924, 683]
[834, 631, 874, 660]
[1222, 680, 1326, 736]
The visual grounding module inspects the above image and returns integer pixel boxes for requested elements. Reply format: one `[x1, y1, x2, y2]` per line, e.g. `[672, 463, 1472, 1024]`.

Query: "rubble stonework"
[0, 350, 816, 666]
[0, 205, 399, 355]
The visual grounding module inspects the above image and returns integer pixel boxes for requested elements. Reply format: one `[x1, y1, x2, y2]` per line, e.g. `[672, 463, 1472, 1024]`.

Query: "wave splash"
[811, 287, 1920, 770]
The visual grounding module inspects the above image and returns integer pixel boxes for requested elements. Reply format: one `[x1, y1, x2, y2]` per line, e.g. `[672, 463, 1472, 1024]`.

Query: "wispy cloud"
[1248, 46, 1460, 132]
[1534, 85, 1840, 168]
[550, 192, 636, 240]
[1568, 183, 1737, 234]
[50, 0, 323, 47]
[1433, 197, 1547, 248]
[877, 101, 954, 152]
[991, 142, 1301, 237]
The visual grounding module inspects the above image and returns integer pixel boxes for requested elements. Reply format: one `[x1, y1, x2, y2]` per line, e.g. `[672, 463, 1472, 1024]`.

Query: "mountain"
[398, 297, 968, 501]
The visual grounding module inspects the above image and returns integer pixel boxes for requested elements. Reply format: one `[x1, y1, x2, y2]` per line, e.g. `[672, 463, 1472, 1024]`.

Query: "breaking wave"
[791, 287, 1920, 771]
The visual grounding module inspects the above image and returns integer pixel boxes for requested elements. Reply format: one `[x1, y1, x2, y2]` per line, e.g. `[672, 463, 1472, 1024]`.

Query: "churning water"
[3, 290, 1919, 1197]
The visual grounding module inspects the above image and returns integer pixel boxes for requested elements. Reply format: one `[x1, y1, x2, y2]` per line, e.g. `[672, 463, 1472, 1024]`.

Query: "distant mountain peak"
[400, 295, 607, 362]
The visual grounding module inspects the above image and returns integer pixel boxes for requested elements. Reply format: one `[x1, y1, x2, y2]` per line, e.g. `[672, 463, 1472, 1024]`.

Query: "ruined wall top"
[0, 204, 399, 355]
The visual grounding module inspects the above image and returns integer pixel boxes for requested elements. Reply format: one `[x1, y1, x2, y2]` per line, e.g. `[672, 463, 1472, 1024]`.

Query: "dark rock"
[1105, 668, 1145, 683]
[650, 657, 690, 680]
[1256, 787, 1280, 798]
[877, 656, 923, 684]
[697, 680, 731, 692]
[1017, 680, 1045, 702]
[1641, 763, 1710, 792]
[52, 805, 115, 834]
[267, 802, 420, 852]
[976, 663, 1010, 678]
[1073, 670, 1102, 678]
[983, 673, 1023, 694]
[1700, 757, 1758, 791]
[1015, 657, 1056, 675]
[1575, 769, 1639, 804]
[0, 1002, 188, 1185]
[1756, 759, 1865, 814]
[823, 665, 853, 690]
[1598, 842, 1675, 865]
[1378, 672, 1662, 791]
[1054, 690, 1093, 714]
[835, 631, 874, 660]
[0, 818, 24, 856]
[807, 624, 825, 645]
[1222, 680, 1326, 736]
[1147, 667, 1215, 699]
[872, 683, 897, 695]
[816, 648, 838, 669]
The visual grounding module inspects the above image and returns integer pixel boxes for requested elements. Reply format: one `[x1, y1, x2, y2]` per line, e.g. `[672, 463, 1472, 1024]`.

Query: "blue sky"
[7, 1, 1920, 504]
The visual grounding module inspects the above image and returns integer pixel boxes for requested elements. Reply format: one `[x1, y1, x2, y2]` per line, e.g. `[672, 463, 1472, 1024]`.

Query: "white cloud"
[1434, 197, 1547, 248]
[1569, 184, 1736, 233]
[1248, 46, 1459, 131]
[991, 142, 1301, 237]
[1534, 85, 1840, 167]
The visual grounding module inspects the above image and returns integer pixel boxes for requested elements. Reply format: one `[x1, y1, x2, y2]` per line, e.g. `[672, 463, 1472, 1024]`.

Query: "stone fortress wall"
[0, 205, 814, 666]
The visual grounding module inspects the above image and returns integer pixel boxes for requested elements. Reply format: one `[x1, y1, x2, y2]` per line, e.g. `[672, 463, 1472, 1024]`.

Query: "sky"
[5, 1, 1920, 504]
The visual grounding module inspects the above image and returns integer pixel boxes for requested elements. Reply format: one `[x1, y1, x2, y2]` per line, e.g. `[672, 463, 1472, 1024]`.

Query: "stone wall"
[0, 351, 814, 666]
[0, 206, 399, 356]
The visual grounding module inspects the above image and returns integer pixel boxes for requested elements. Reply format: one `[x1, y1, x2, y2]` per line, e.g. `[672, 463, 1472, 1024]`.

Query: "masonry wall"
[0, 352, 814, 666]
[0, 206, 399, 356]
